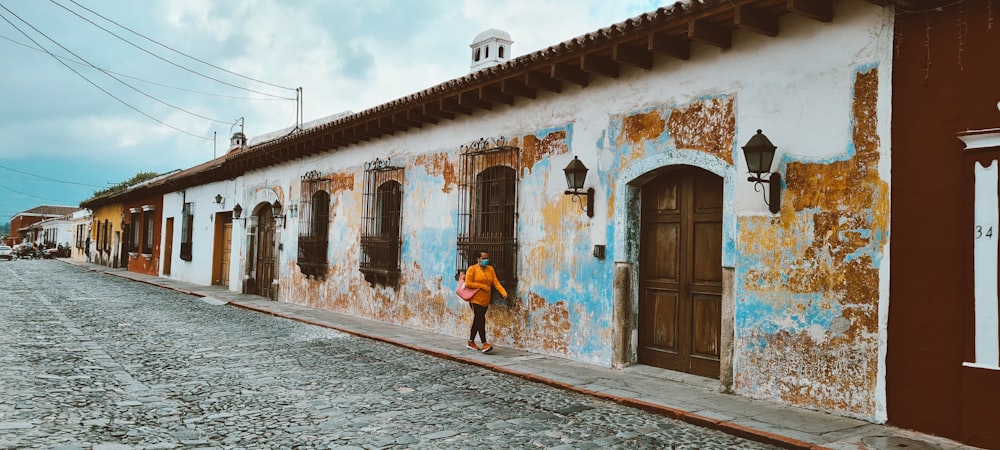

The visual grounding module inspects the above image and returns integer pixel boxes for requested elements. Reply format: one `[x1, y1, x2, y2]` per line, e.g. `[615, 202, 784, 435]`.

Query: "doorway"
[163, 218, 173, 275]
[250, 205, 276, 299]
[212, 212, 232, 286]
[637, 166, 723, 378]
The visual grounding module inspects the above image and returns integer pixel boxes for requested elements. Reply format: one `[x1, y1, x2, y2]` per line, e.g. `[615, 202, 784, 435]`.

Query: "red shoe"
[466, 340, 480, 351]
[481, 343, 493, 353]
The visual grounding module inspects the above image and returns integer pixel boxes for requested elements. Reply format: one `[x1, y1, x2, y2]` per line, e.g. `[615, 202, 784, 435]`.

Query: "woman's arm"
[491, 269, 508, 298]
[464, 267, 490, 291]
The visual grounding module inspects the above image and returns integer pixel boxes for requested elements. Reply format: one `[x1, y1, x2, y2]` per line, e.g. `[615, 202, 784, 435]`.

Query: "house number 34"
[976, 225, 994, 239]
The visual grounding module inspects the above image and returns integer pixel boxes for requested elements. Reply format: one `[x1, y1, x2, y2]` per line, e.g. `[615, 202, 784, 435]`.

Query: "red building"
[7, 205, 78, 246]
[890, 1, 1000, 447]
[122, 196, 165, 276]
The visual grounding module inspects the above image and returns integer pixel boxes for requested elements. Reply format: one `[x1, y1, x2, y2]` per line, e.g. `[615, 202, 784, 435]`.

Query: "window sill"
[141, 253, 153, 260]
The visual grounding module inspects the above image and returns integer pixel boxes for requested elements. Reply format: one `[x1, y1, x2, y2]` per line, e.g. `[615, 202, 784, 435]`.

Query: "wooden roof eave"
[185, 0, 871, 186]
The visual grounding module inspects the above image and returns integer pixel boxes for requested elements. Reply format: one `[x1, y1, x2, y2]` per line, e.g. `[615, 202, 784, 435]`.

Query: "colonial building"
[81, 0, 998, 447]
[7, 205, 78, 246]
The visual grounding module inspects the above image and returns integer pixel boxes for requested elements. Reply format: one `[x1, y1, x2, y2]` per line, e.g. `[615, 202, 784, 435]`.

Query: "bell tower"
[470, 29, 512, 72]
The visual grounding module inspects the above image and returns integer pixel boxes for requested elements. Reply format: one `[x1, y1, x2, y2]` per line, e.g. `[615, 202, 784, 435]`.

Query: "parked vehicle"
[0, 245, 11, 260]
[15, 242, 34, 259]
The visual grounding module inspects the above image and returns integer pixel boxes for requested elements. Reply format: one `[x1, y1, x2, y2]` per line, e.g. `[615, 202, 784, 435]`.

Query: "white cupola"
[229, 131, 247, 152]
[470, 29, 512, 72]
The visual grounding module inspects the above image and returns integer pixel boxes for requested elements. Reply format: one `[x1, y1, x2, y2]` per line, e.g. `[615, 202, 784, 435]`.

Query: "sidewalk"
[63, 260, 980, 450]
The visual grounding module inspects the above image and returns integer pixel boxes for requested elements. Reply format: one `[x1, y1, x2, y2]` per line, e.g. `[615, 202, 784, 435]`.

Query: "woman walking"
[463, 251, 507, 353]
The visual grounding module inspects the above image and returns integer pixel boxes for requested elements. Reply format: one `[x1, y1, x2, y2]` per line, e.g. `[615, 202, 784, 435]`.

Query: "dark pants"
[469, 303, 488, 343]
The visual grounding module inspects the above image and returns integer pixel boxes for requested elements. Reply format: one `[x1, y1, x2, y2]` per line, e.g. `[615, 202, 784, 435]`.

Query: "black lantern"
[232, 203, 245, 225]
[272, 199, 286, 228]
[214, 194, 224, 208]
[563, 156, 594, 218]
[741, 129, 781, 214]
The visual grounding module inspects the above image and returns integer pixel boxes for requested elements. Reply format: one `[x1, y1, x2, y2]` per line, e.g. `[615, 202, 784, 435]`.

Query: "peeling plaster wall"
[735, 67, 890, 421]
[161, 1, 893, 423]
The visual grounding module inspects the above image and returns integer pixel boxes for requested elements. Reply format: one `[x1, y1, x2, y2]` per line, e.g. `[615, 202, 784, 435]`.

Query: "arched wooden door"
[638, 166, 723, 378]
[254, 206, 276, 299]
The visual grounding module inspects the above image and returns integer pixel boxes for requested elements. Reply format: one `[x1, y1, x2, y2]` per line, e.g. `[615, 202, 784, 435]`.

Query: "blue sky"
[0, 0, 664, 221]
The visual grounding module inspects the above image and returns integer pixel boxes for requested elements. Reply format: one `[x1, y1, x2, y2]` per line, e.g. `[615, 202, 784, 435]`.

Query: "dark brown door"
[163, 218, 173, 275]
[638, 166, 723, 378]
[255, 207, 276, 299]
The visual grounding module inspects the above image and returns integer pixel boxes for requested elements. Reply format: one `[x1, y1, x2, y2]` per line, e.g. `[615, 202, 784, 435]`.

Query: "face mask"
[479, 259, 489, 267]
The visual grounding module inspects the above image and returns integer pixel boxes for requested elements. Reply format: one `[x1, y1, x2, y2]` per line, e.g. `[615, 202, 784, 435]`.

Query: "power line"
[0, 3, 212, 140]
[0, 163, 104, 188]
[54, 0, 296, 98]
[5, 4, 235, 126]
[0, 33, 294, 101]
[65, 0, 296, 92]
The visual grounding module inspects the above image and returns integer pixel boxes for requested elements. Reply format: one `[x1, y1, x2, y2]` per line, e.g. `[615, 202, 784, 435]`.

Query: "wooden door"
[212, 213, 232, 286]
[220, 222, 232, 287]
[255, 208, 276, 299]
[163, 218, 174, 275]
[638, 166, 723, 378]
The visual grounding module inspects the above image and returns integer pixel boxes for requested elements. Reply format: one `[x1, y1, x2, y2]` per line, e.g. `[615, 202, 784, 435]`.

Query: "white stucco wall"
[161, 179, 243, 288]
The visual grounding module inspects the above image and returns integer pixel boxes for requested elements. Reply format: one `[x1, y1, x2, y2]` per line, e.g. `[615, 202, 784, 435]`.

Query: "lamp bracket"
[564, 187, 595, 218]
[749, 172, 782, 214]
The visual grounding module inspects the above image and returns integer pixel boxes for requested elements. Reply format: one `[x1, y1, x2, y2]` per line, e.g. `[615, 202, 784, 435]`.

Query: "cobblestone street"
[0, 261, 777, 449]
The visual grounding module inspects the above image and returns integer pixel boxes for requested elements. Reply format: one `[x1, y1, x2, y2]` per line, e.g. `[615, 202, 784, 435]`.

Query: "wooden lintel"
[613, 44, 652, 70]
[423, 102, 455, 120]
[480, 86, 515, 106]
[371, 120, 394, 136]
[393, 113, 422, 128]
[407, 108, 438, 124]
[458, 91, 492, 111]
[551, 63, 589, 87]
[735, 5, 779, 37]
[648, 33, 691, 60]
[581, 54, 619, 78]
[500, 78, 536, 99]
[380, 116, 408, 132]
[440, 98, 473, 116]
[356, 123, 380, 138]
[333, 130, 358, 145]
[688, 19, 732, 49]
[787, 0, 833, 22]
[524, 71, 562, 93]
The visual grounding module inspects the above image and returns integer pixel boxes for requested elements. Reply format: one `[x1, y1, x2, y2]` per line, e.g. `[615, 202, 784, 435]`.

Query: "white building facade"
[157, 1, 894, 424]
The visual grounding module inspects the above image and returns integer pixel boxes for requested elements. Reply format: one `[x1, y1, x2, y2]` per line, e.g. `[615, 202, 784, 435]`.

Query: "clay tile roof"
[16, 205, 79, 217]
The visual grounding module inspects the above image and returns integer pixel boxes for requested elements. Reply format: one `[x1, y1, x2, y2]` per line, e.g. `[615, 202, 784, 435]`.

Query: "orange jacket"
[464, 263, 507, 307]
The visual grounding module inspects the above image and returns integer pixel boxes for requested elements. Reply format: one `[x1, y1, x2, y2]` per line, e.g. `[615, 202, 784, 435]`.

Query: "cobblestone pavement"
[0, 261, 778, 450]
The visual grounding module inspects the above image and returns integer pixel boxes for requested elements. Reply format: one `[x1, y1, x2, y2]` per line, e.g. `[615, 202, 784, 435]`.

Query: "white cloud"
[0, 0, 669, 214]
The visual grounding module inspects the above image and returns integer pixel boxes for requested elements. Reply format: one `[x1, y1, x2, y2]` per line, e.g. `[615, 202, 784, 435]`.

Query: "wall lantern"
[742, 129, 781, 214]
[272, 199, 287, 229]
[214, 194, 225, 208]
[232, 203, 246, 225]
[563, 156, 594, 218]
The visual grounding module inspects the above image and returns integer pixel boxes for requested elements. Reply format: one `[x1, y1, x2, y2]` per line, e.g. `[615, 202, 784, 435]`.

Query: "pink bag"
[456, 272, 479, 301]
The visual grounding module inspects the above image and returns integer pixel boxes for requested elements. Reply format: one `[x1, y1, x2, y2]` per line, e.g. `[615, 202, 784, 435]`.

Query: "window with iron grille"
[129, 211, 140, 252]
[143, 211, 154, 254]
[298, 170, 331, 278]
[360, 158, 404, 286]
[102, 219, 111, 252]
[456, 137, 519, 290]
[76, 224, 85, 250]
[180, 202, 193, 261]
